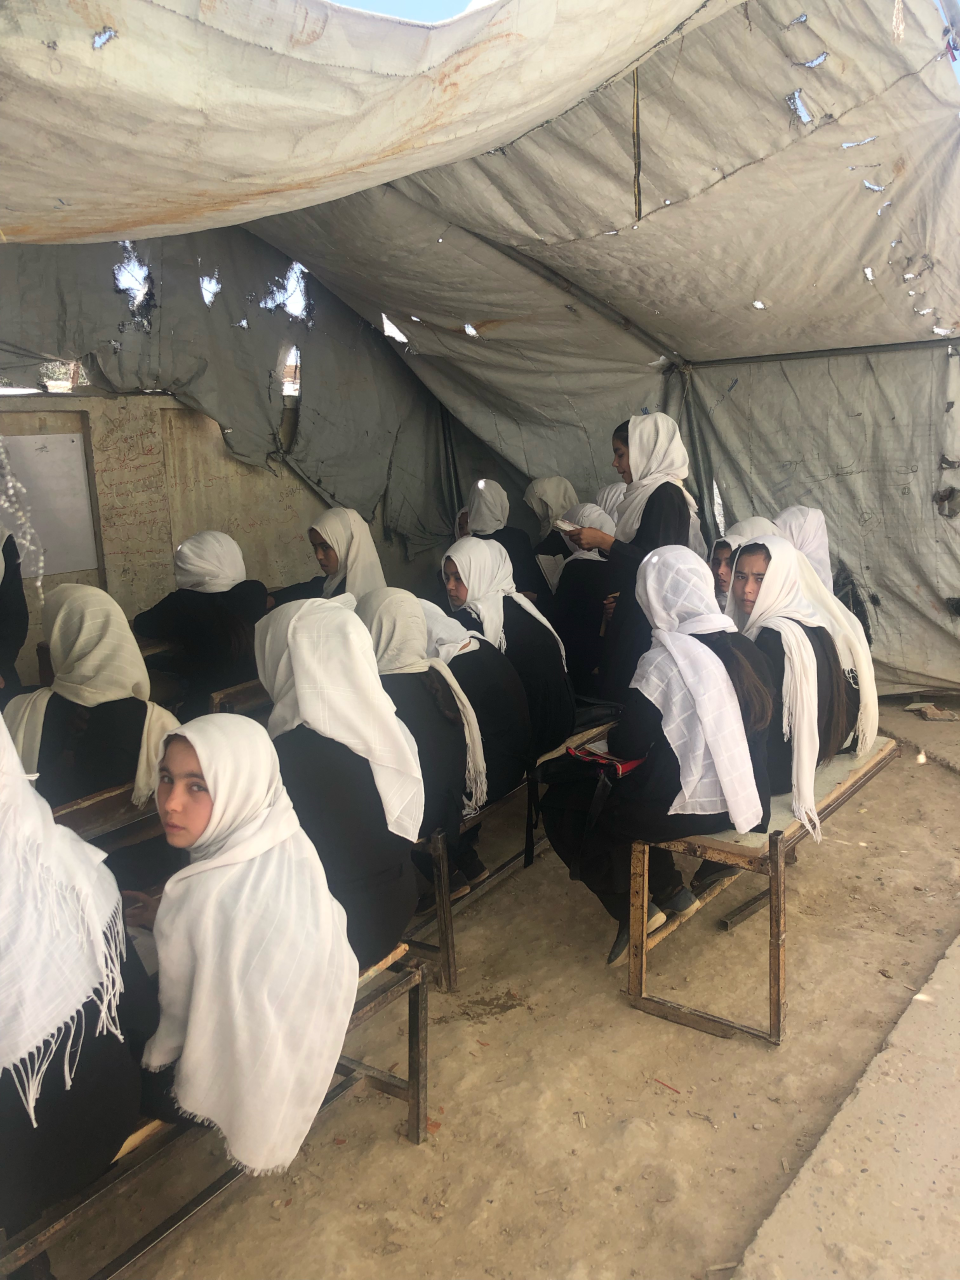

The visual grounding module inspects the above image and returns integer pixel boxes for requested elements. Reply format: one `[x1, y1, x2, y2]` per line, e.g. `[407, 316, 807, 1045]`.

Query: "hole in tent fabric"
[785, 90, 813, 123]
[863, 267, 876, 282]
[863, 180, 885, 192]
[199, 270, 221, 308]
[752, 300, 766, 309]
[794, 51, 827, 67]
[382, 314, 409, 343]
[113, 242, 154, 334]
[260, 262, 312, 324]
[92, 26, 117, 48]
[464, 324, 478, 337]
[842, 136, 878, 148]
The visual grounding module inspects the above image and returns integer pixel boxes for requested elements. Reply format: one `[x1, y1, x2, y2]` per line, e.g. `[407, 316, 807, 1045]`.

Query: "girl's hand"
[602, 593, 619, 622]
[567, 527, 615, 554]
[123, 890, 162, 931]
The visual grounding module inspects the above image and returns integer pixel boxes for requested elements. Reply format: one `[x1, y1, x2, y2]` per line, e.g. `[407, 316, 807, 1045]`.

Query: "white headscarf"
[595, 481, 627, 520]
[775, 506, 833, 591]
[614, 415, 706, 556]
[356, 587, 487, 812]
[0, 716, 125, 1126]
[726, 536, 830, 838]
[633, 548, 763, 834]
[142, 715, 357, 1175]
[3, 585, 179, 806]
[419, 599, 482, 664]
[724, 516, 780, 548]
[310, 508, 386, 600]
[558, 503, 616, 566]
[524, 477, 579, 541]
[174, 531, 246, 594]
[443, 536, 566, 668]
[255, 599, 424, 842]
[465, 479, 510, 536]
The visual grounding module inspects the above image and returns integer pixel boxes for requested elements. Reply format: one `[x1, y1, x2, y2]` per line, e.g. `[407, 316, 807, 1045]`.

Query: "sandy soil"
[52, 745, 960, 1280]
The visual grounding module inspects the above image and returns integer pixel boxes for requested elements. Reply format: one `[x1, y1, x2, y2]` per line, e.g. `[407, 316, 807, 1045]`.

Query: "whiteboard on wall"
[2, 434, 99, 577]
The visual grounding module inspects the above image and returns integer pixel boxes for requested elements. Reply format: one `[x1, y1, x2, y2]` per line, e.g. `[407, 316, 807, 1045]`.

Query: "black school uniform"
[270, 575, 345, 607]
[133, 581, 268, 719]
[754, 624, 860, 795]
[0, 535, 28, 705]
[475, 527, 548, 598]
[381, 672, 468, 856]
[274, 725, 418, 969]
[599, 484, 691, 703]
[455, 598, 575, 759]
[533, 530, 570, 560]
[543, 632, 773, 922]
[551, 557, 616, 696]
[447, 637, 534, 803]
[35, 693, 147, 808]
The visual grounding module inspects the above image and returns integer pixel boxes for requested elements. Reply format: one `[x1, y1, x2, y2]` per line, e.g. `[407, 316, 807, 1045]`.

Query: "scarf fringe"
[160, 1095, 296, 1178]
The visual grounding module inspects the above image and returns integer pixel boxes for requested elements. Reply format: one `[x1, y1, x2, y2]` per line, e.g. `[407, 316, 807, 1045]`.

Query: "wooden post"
[628, 842, 649, 1004]
[768, 832, 786, 1044]
[430, 830, 458, 993]
[407, 967, 429, 1144]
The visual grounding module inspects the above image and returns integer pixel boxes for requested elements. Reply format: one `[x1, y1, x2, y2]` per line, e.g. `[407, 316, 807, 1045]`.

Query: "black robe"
[533, 530, 569, 559]
[0, 535, 29, 705]
[270, 574, 346, 607]
[35, 693, 147, 808]
[0, 994, 141, 1236]
[599, 484, 692, 703]
[447, 637, 534, 804]
[543, 632, 774, 920]
[475, 527, 548, 597]
[550, 557, 616, 697]
[456, 598, 575, 759]
[381, 671, 468, 854]
[754, 624, 860, 796]
[274, 725, 417, 969]
[134, 580, 268, 719]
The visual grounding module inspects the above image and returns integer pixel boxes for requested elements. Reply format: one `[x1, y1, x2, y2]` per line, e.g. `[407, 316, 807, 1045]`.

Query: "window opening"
[282, 346, 301, 396]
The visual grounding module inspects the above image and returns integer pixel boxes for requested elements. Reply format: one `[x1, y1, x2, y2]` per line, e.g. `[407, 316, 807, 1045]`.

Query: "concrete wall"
[1, 392, 438, 684]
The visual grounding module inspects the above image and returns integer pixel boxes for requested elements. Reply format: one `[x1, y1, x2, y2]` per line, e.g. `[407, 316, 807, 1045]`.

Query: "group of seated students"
[0, 410, 878, 1270]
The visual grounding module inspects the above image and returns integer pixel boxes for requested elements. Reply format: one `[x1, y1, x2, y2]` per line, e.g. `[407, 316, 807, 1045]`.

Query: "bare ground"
[52, 744, 960, 1280]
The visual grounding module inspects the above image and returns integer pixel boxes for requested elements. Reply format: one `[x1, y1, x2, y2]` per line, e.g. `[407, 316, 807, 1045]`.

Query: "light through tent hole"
[464, 323, 479, 337]
[864, 267, 876, 282]
[260, 262, 313, 325]
[113, 241, 155, 333]
[863, 180, 885, 192]
[382, 314, 409, 343]
[712, 481, 725, 535]
[281, 346, 301, 396]
[842, 136, 878, 148]
[796, 51, 828, 66]
[785, 90, 813, 123]
[92, 26, 117, 48]
[934, 327, 955, 336]
[752, 300, 766, 309]
[786, 12, 807, 24]
[199, 269, 221, 308]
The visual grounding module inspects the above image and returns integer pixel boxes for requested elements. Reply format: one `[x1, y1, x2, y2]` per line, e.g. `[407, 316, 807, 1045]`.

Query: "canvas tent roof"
[1, 0, 959, 692]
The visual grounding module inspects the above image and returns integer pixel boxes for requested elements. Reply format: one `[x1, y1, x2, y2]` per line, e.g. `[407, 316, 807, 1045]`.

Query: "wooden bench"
[208, 679, 271, 722]
[53, 783, 163, 854]
[0, 945, 429, 1280]
[627, 735, 901, 1045]
[404, 722, 617, 993]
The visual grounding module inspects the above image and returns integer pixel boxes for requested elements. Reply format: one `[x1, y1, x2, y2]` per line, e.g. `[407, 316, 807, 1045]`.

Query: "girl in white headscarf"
[775, 505, 833, 591]
[541, 547, 776, 966]
[138, 715, 358, 1174]
[727, 535, 875, 839]
[550, 504, 617, 695]
[4, 584, 179, 807]
[566, 415, 707, 702]
[442, 537, 575, 758]
[255, 599, 421, 965]
[710, 517, 779, 610]
[357, 588, 488, 901]
[134, 531, 268, 720]
[463, 479, 546, 598]
[0, 716, 141, 1244]
[524, 476, 579, 547]
[271, 507, 386, 608]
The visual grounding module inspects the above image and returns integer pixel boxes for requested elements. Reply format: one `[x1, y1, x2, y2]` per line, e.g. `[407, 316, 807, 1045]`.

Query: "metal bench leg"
[407, 966, 428, 1144]
[430, 829, 458, 993]
[719, 889, 769, 931]
[768, 833, 786, 1045]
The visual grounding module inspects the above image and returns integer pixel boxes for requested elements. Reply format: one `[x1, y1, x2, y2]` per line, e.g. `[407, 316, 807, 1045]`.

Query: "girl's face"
[732, 552, 769, 615]
[309, 528, 339, 576]
[443, 558, 469, 610]
[612, 436, 632, 483]
[711, 543, 733, 594]
[157, 738, 214, 848]
[456, 510, 469, 538]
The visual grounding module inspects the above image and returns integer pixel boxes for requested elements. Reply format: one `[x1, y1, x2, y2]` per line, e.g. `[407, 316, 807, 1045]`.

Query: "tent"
[2, 0, 959, 690]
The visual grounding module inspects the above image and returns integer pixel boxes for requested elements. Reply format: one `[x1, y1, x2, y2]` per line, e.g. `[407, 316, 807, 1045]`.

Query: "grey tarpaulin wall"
[2, 0, 959, 689]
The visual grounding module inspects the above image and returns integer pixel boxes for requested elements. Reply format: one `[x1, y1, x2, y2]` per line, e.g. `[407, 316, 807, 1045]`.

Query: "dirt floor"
[52, 731, 960, 1280]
